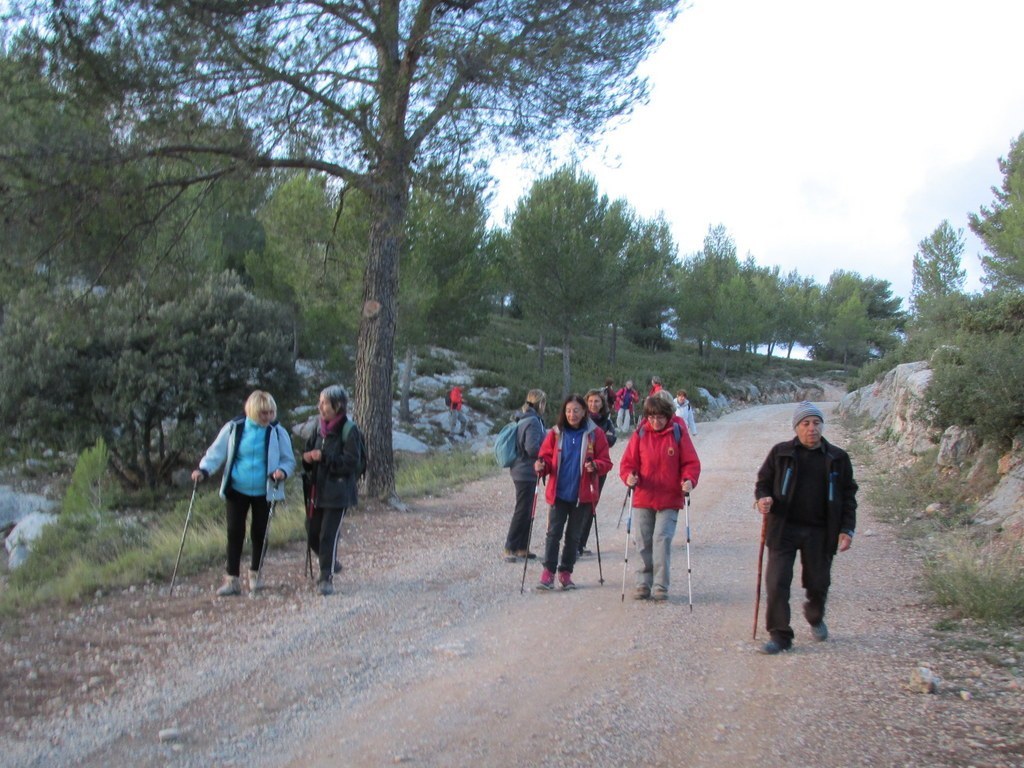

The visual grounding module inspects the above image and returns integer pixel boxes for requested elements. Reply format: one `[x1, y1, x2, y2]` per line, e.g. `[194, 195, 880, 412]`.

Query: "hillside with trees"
[1, 2, 1021, 510]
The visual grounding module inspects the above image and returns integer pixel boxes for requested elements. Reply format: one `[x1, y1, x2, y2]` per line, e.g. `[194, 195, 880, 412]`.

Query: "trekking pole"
[253, 482, 279, 596]
[684, 492, 693, 613]
[520, 478, 541, 594]
[616, 485, 631, 529]
[620, 487, 633, 601]
[753, 511, 768, 640]
[588, 476, 604, 586]
[592, 506, 604, 585]
[169, 479, 199, 597]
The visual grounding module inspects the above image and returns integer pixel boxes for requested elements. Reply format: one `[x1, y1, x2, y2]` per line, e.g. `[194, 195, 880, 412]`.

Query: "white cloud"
[489, 0, 1024, 302]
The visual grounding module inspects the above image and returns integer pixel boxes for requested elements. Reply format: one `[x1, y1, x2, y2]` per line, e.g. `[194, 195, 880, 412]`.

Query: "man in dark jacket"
[754, 402, 857, 654]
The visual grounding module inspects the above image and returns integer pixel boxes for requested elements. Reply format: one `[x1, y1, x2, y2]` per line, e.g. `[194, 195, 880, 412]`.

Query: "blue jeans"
[632, 507, 678, 591]
[543, 499, 590, 573]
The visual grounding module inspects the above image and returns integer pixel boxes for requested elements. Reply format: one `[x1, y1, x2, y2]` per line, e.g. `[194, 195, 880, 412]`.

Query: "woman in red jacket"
[534, 394, 612, 590]
[619, 395, 701, 601]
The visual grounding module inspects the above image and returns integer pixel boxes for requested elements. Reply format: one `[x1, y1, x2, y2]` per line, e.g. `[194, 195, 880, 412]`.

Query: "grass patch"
[395, 448, 497, 498]
[0, 446, 498, 618]
[924, 534, 1024, 625]
[865, 448, 972, 535]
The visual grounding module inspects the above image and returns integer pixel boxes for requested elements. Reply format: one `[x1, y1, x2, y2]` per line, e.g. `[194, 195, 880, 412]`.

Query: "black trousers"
[505, 479, 537, 553]
[764, 523, 833, 646]
[224, 489, 270, 576]
[307, 506, 346, 580]
[577, 474, 608, 552]
[543, 499, 590, 574]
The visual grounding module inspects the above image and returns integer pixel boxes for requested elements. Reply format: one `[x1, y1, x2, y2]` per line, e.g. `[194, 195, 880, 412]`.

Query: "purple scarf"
[320, 413, 345, 438]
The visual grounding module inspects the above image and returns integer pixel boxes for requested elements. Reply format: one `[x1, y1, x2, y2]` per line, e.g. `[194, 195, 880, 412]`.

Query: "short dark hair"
[642, 395, 674, 419]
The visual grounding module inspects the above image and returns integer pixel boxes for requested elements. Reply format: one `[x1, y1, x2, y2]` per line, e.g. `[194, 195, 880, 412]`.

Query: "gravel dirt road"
[2, 402, 1022, 767]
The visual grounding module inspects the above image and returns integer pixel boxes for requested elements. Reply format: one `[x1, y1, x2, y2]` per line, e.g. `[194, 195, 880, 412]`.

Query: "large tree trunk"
[354, 179, 407, 504]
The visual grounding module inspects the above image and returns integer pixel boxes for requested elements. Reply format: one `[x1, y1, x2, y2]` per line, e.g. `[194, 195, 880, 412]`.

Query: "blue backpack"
[494, 420, 520, 468]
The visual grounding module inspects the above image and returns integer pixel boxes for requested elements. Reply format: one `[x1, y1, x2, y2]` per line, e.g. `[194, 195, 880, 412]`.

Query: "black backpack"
[342, 419, 368, 480]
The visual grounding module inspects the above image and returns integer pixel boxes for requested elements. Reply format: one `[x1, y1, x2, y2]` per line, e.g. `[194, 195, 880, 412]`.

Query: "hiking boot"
[633, 585, 651, 600]
[651, 587, 668, 602]
[577, 548, 593, 558]
[758, 639, 792, 655]
[514, 550, 537, 560]
[248, 569, 264, 595]
[537, 568, 555, 590]
[503, 549, 518, 562]
[810, 621, 829, 642]
[558, 571, 576, 590]
[215, 575, 241, 597]
[318, 577, 335, 596]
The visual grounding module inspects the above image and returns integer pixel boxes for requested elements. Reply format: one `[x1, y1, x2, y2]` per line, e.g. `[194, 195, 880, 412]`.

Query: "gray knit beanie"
[792, 401, 824, 429]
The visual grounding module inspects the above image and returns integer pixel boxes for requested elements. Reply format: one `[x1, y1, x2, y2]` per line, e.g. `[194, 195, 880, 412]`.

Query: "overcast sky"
[489, 0, 1024, 305]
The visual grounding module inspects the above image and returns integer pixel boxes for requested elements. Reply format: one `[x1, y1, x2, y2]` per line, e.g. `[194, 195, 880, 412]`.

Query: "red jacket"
[449, 386, 464, 410]
[619, 422, 700, 510]
[536, 421, 613, 506]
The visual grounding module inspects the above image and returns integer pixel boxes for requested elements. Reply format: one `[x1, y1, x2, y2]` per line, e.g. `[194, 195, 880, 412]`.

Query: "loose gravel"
[2, 402, 1022, 767]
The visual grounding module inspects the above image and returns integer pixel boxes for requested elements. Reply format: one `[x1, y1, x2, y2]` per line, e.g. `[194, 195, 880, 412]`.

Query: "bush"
[417, 355, 456, 377]
[925, 535, 1024, 624]
[0, 272, 297, 488]
[927, 331, 1024, 446]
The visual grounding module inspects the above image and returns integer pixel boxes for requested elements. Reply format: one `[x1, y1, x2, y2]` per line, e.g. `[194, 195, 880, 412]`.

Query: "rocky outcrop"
[837, 361, 938, 455]
[838, 360, 1024, 538]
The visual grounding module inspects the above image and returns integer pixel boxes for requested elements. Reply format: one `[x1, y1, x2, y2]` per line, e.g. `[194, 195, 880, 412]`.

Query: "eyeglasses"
[646, 414, 668, 423]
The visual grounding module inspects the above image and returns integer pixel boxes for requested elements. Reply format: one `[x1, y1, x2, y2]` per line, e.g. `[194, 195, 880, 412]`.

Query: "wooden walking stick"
[752, 512, 768, 640]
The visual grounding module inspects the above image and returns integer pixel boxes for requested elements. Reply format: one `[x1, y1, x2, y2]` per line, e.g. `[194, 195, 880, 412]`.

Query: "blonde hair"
[524, 388, 547, 416]
[244, 390, 278, 421]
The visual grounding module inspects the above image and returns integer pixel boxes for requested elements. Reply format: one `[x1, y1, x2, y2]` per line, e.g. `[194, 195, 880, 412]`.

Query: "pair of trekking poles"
[168, 479, 281, 597]
[615, 487, 693, 611]
[518, 479, 606, 594]
[518, 479, 693, 612]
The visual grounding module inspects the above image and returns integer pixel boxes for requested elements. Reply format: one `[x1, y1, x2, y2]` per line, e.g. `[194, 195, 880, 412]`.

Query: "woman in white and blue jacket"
[191, 390, 295, 597]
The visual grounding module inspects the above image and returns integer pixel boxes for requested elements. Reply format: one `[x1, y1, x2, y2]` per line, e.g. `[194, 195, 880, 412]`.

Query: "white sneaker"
[248, 569, 264, 594]
[215, 575, 241, 597]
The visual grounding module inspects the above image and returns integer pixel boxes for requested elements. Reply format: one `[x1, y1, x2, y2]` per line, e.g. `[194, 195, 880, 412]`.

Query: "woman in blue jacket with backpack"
[192, 390, 295, 597]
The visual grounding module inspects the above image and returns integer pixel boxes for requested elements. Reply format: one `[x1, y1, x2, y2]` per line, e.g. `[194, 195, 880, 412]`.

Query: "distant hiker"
[577, 388, 617, 557]
[534, 394, 613, 590]
[447, 384, 469, 436]
[674, 390, 698, 437]
[302, 385, 363, 596]
[619, 395, 701, 601]
[503, 389, 547, 562]
[614, 379, 640, 432]
[192, 390, 295, 598]
[648, 376, 663, 397]
[754, 402, 857, 654]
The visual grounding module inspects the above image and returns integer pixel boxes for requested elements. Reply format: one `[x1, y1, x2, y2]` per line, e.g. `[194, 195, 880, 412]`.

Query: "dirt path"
[3, 403, 1022, 767]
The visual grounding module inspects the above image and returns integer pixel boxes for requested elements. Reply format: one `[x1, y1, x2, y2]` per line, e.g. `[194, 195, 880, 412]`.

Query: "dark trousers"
[543, 499, 591, 574]
[307, 506, 346, 580]
[225, 489, 270, 576]
[765, 523, 833, 646]
[505, 479, 537, 552]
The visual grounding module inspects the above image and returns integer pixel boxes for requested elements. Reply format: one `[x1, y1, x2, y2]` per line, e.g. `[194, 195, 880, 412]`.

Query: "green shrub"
[927, 331, 1024, 446]
[417, 355, 456, 377]
[925, 535, 1024, 624]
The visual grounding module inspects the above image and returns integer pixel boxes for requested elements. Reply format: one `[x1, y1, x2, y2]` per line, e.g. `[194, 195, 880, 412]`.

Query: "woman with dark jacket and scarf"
[302, 385, 362, 596]
[503, 389, 547, 562]
[192, 390, 295, 597]
[576, 388, 617, 557]
[533, 394, 613, 590]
